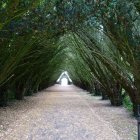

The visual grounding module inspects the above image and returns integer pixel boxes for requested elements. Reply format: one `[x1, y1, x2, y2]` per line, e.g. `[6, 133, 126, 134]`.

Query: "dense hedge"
[0, 0, 140, 116]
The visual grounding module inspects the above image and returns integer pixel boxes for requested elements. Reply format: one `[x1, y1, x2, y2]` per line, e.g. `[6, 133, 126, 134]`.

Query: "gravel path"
[0, 84, 137, 140]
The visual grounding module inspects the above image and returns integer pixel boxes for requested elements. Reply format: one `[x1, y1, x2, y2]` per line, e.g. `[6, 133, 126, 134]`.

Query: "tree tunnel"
[0, 0, 140, 116]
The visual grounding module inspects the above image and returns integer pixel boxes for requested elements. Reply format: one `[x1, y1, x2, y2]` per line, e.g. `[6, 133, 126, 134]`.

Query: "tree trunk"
[0, 86, 8, 106]
[94, 82, 101, 96]
[101, 88, 108, 100]
[15, 83, 24, 100]
[133, 103, 140, 117]
[110, 81, 123, 106]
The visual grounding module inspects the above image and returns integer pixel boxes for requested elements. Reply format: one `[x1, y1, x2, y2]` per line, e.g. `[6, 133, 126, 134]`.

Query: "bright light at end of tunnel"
[61, 78, 68, 86]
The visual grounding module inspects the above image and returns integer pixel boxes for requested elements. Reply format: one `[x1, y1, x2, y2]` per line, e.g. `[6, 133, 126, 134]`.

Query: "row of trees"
[0, 0, 140, 116]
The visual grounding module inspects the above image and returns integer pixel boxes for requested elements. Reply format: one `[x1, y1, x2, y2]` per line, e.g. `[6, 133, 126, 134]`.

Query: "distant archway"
[61, 78, 68, 86]
[57, 71, 72, 85]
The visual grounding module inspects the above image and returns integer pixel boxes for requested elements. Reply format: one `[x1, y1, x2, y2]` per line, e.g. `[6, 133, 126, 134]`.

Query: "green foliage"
[123, 95, 133, 112]
[0, 0, 139, 115]
[7, 89, 15, 100]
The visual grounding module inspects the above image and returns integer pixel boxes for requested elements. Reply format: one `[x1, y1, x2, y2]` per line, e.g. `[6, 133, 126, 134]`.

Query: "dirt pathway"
[0, 84, 137, 140]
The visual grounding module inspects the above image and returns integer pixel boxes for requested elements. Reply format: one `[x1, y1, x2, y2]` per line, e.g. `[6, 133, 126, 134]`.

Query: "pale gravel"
[0, 84, 137, 140]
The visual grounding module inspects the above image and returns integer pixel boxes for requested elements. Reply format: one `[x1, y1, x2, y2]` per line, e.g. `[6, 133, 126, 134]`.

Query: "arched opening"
[61, 77, 68, 86]
[56, 71, 72, 85]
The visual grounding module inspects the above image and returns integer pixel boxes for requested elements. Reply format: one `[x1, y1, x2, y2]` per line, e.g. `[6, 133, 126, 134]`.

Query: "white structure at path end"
[57, 71, 72, 86]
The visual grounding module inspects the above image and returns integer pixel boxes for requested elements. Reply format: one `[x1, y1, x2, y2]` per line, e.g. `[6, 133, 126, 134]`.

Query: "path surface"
[0, 84, 137, 140]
